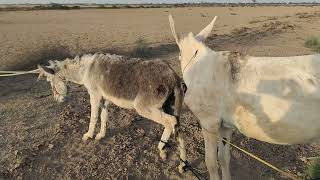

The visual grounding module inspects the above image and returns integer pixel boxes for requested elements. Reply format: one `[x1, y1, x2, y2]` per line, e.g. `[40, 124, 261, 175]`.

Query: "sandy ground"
[1, 6, 320, 180]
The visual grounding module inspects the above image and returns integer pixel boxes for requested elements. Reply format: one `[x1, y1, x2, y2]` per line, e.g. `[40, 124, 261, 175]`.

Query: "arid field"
[1, 6, 320, 180]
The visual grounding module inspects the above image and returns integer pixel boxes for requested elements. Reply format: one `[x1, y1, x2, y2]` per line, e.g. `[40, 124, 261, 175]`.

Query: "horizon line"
[1, 2, 320, 5]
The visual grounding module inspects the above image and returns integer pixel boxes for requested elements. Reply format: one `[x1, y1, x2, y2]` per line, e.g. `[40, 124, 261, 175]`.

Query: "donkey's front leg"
[218, 126, 232, 180]
[82, 93, 102, 141]
[202, 128, 220, 180]
[95, 101, 109, 140]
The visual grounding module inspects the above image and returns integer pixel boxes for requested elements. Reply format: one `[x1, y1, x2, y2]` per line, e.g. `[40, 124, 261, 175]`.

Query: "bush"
[304, 159, 320, 179]
[305, 37, 320, 53]
[97, 4, 106, 9]
[133, 38, 152, 58]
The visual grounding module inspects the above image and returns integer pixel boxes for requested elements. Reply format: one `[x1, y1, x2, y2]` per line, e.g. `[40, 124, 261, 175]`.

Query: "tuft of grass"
[249, 19, 262, 24]
[304, 159, 320, 180]
[231, 27, 249, 34]
[132, 38, 152, 58]
[33, 3, 80, 10]
[305, 37, 320, 53]
[266, 16, 278, 20]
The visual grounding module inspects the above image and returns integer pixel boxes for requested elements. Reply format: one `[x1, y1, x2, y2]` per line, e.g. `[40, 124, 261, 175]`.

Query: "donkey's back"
[84, 53, 179, 109]
[233, 54, 320, 144]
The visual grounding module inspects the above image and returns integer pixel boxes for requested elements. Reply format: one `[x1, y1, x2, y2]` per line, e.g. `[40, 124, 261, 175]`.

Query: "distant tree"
[252, 0, 256, 2]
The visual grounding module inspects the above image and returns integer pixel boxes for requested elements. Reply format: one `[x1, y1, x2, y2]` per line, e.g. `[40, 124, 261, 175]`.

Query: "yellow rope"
[306, 156, 320, 160]
[216, 134, 300, 180]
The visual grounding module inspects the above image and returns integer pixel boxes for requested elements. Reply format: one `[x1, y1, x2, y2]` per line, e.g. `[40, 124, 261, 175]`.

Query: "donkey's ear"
[37, 65, 54, 81]
[195, 16, 217, 42]
[169, 14, 180, 48]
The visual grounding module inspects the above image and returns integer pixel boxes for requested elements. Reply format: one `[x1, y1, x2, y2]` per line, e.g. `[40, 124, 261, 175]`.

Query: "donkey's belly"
[103, 94, 135, 109]
[233, 94, 320, 144]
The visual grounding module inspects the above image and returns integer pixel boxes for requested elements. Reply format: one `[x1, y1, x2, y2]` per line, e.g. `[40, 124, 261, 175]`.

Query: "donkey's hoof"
[95, 133, 105, 140]
[159, 150, 167, 160]
[82, 133, 93, 141]
[178, 164, 187, 174]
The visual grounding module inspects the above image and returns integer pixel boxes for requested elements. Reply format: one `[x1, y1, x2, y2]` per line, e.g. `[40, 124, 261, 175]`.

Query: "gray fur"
[38, 53, 187, 172]
[88, 54, 179, 104]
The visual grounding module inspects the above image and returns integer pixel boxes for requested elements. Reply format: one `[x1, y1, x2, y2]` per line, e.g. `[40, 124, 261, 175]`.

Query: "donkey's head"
[168, 15, 217, 70]
[37, 60, 68, 103]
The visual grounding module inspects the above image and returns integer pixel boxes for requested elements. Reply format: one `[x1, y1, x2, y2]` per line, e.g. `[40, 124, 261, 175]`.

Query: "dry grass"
[249, 19, 263, 24]
[231, 27, 250, 34]
[266, 16, 279, 20]
[249, 16, 278, 24]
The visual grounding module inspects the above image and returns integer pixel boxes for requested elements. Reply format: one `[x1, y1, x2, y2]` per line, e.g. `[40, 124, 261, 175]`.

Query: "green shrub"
[305, 37, 320, 53]
[133, 38, 152, 58]
[305, 159, 320, 179]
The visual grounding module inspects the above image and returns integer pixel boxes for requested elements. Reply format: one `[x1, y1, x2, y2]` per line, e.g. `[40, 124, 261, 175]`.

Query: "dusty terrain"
[1, 6, 320, 180]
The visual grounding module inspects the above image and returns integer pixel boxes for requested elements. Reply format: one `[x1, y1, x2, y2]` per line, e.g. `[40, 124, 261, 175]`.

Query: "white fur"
[169, 15, 320, 180]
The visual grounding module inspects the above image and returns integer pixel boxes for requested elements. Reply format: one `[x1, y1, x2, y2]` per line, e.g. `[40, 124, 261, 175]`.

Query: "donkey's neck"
[59, 55, 94, 85]
[63, 66, 84, 84]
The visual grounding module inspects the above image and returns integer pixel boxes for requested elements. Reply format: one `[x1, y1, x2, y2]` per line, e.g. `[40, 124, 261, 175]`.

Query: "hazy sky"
[0, 0, 319, 4]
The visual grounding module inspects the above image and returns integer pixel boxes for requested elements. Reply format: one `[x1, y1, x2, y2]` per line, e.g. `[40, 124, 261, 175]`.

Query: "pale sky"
[0, 0, 319, 4]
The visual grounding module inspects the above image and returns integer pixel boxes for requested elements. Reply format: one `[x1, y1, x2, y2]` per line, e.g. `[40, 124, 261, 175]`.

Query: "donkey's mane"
[225, 51, 247, 83]
[49, 53, 138, 71]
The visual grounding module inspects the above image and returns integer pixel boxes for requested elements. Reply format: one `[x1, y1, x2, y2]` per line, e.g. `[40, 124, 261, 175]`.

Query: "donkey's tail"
[173, 81, 188, 172]
[162, 78, 184, 132]
[173, 81, 184, 120]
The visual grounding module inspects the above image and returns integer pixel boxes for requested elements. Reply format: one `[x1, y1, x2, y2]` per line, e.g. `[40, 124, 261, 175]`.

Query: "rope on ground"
[214, 134, 299, 180]
[180, 158, 205, 180]
[161, 140, 205, 180]
[306, 156, 320, 160]
[163, 133, 299, 180]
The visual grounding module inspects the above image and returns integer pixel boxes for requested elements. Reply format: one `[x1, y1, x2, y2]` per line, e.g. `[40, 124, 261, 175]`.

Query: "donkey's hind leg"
[134, 102, 177, 160]
[176, 131, 187, 173]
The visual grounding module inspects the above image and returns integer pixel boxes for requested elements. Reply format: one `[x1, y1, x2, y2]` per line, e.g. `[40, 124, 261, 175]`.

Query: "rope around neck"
[182, 50, 198, 75]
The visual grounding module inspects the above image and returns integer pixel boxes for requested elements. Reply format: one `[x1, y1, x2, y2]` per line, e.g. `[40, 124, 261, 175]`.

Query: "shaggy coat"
[87, 54, 179, 108]
[38, 53, 187, 172]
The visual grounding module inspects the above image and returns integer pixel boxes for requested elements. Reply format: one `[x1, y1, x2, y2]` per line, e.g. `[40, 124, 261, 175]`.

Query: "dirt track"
[1, 6, 320, 180]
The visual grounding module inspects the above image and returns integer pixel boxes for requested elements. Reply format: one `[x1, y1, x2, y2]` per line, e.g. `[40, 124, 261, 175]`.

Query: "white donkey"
[169, 15, 320, 180]
[37, 53, 187, 172]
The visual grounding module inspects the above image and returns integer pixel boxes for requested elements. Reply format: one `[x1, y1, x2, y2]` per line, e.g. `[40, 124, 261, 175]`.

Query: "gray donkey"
[38, 53, 187, 172]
